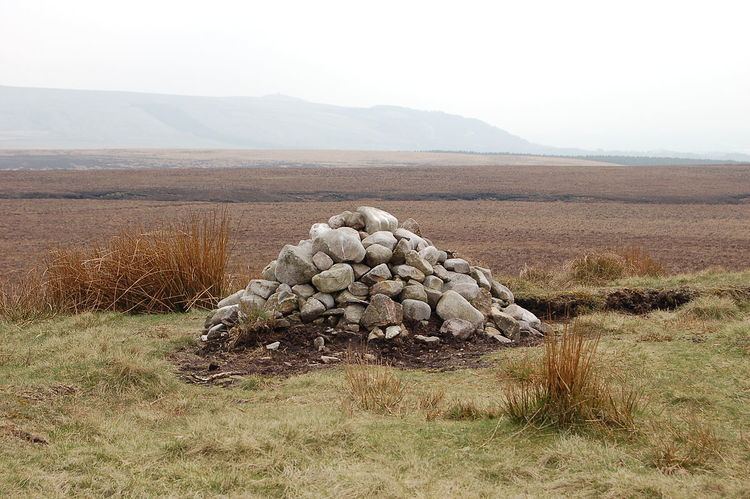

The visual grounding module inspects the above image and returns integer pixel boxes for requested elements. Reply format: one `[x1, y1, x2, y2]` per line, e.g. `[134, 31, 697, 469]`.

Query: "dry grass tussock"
[678, 295, 740, 321]
[343, 355, 407, 415]
[649, 419, 723, 474]
[0, 209, 230, 319]
[567, 246, 666, 285]
[503, 323, 644, 430]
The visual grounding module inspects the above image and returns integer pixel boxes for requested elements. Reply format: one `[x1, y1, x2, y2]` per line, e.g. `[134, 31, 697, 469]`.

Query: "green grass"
[1, 299, 749, 496]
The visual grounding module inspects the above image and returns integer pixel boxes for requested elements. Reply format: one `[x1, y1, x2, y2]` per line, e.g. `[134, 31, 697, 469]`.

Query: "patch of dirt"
[517, 287, 700, 319]
[170, 318, 539, 382]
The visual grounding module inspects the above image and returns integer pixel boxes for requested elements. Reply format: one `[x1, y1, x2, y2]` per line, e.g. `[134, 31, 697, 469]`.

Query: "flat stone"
[436, 290, 484, 328]
[393, 228, 428, 250]
[312, 292, 335, 309]
[291, 284, 315, 298]
[204, 304, 242, 329]
[402, 299, 431, 321]
[415, 334, 441, 344]
[443, 280, 480, 301]
[432, 264, 451, 281]
[394, 265, 426, 282]
[266, 341, 280, 350]
[361, 231, 398, 251]
[247, 279, 280, 299]
[312, 251, 334, 271]
[370, 279, 404, 298]
[504, 304, 541, 328]
[356, 206, 399, 233]
[348, 281, 370, 297]
[320, 355, 341, 364]
[217, 289, 244, 308]
[334, 290, 369, 306]
[444, 258, 470, 274]
[312, 263, 354, 293]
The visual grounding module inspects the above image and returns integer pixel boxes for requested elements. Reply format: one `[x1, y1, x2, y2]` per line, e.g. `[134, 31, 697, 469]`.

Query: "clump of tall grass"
[678, 295, 740, 321]
[0, 269, 60, 323]
[568, 246, 665, 284]
[503, 324, 643, 430]
[0, 209, 230, 320]
[343, 355, 407, 415]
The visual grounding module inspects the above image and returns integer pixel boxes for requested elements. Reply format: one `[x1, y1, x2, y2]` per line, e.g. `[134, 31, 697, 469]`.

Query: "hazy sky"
[1, 0, 748, 153]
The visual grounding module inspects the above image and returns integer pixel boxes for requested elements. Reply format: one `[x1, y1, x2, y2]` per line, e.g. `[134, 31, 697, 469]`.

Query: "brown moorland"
[0, 151, 748, 279]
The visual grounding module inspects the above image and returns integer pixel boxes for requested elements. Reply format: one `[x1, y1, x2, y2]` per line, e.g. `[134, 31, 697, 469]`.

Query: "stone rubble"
[202, 206, 548, 347]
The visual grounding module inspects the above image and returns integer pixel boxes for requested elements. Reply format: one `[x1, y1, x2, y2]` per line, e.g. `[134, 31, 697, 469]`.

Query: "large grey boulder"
[204, 304, 243, 330]
[436, 291, 484, 328]
[444, 258, 470, 274]
[402, 299, 431, 322]
[423, 275, 444, 291]
[312, 227, 366, 263]
[356, 206, 398, 233]
[312, 263, 354, 293]
[247, 279, 280, 299]
[292, 284, 315, 299]
[275, 243, 318, 286]
[361, 231, 397, 251]
[360, 294, 403, 329]
[365, 244, 393, 267]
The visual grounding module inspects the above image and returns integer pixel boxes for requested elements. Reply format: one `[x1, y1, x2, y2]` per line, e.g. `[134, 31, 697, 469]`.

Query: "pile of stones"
[202, 207, 547, 346]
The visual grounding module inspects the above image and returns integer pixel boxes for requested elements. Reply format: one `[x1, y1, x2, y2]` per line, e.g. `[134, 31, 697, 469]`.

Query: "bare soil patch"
[171, 319, 539, 381]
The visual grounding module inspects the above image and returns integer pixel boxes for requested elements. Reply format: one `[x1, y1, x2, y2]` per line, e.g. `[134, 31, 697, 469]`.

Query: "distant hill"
[0, 85, 546, 152]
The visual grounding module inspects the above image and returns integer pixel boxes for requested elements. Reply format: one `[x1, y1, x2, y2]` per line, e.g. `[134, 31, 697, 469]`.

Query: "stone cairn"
[202, 207, 547, 347]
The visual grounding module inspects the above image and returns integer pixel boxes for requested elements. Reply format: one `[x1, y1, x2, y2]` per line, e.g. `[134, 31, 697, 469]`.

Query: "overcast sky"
[1, 0, 748, 153]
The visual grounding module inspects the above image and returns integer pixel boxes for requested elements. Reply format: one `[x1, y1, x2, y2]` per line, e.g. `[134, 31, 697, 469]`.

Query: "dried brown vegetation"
[343, 356, 407, 415]
[503, 324, 643, 430]
[0, 210, 229, 320]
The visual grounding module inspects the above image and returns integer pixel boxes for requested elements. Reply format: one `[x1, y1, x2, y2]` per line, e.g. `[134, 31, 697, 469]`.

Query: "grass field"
[1, 279, 748, 496]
